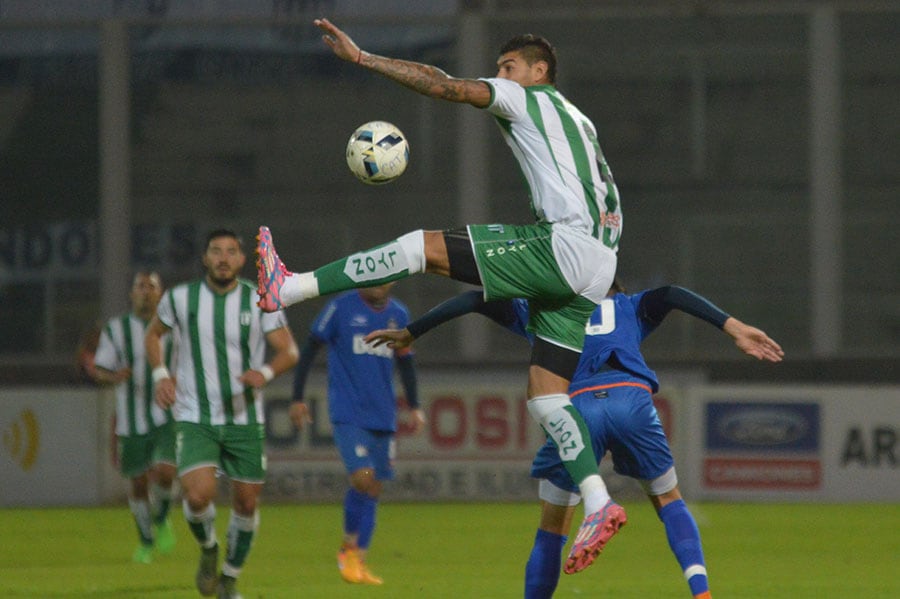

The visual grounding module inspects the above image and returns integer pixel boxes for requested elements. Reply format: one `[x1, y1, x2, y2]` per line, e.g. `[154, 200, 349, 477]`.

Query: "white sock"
[280, 271, 319, 306]
[129, 497, 154, 543]
[184, 500, 218, 549]
[396, 229, 426, 274]
[580, 474, 611, 514]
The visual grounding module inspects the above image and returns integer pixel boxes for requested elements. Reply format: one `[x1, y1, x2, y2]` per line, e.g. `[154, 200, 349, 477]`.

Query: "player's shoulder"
[314, 292, 354, 322]
[481, 77, 526, 99]
[237, 277, 257, 291]
[331, 290, 360, 308]
[612, 291, 644, 312]
[106, 312, 129, 326]
[167, 279, 200, 294]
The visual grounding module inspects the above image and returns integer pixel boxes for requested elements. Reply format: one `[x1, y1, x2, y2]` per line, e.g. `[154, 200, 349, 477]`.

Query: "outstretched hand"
[314, 18, 362, 63]
[723, 317, 784, 363]
[364, 327, 414, 350]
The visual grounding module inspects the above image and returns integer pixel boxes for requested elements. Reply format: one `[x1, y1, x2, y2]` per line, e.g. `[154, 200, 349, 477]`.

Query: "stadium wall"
[1, 376, 896, 507]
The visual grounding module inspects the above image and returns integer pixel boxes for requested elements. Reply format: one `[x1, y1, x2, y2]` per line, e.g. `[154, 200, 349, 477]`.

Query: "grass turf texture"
[0, 502, 897, 598]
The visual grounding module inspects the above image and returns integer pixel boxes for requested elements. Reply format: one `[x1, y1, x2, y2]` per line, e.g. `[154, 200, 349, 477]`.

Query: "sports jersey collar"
[203, 277, 241, 296]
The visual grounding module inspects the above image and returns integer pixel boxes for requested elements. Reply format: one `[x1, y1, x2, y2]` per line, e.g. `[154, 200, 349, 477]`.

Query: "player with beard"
[145, 229, 299, 599]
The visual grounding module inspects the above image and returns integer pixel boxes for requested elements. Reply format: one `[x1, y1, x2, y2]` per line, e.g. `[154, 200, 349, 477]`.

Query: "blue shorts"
[531, 375, 673, 493]
[332, 423, 396, 481]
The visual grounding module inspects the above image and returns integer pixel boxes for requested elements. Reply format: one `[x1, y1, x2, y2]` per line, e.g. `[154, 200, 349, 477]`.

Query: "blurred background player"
[290, 283, 425, 585]
[144, 229, 299, 599]
[93, 270, 177, 564]
[365, 280, 783, 598]
[258, 18, 623, 571]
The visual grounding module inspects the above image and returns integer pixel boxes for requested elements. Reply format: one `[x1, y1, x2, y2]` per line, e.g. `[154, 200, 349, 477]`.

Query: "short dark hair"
[205, 228, 242, 251]
[609, 276, 626, 294]
[499, 34, 557, 83]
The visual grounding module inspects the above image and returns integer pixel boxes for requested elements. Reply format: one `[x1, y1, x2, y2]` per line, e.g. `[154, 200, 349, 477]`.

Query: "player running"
[290, 283, 424, 585]
[146, 229, 299, 599]
[93, 271, 177, 564]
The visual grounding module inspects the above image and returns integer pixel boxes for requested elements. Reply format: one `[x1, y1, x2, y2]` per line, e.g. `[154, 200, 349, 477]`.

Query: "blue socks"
[659, 500, 709, 596]
[524, 528, 568, 599]
[344, 488, 378, 550]
[522, 502, 708, 597]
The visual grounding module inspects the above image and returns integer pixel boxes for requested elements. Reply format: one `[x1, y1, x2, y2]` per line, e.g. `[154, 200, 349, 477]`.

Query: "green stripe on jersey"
[187, 282, 211, 424]
[544, 90, 602, 239]
[239, 285, 257, 424]
[162, 337, 175, 423]
[525, 92, 566, 194]
[120, 315, 138, 434]
[494, 116, 539, 222]
[213, 292, 234, 424]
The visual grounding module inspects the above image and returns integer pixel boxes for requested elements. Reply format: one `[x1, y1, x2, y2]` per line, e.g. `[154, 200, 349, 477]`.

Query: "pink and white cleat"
[255, 226, 291, 312]
[564, 500, 627, 574]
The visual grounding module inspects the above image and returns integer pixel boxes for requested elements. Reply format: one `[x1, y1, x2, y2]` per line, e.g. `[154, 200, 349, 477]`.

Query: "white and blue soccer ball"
[346, 120, 409, 185]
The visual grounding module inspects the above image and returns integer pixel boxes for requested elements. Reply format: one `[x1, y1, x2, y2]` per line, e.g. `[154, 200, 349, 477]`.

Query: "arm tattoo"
[362, 53, 483, 104]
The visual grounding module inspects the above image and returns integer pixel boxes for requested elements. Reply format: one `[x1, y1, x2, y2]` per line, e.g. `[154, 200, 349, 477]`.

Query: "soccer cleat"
[337, 547, 363, 583]
[131, 544, 153, 564]
[216, 574, 244, 599]
[196, 544, 219, 597]
[255, 226, 291, 312]
[337, 547, 384, 585]
[155, 519, 176, 555]
[564, 500, 627, 574]
[358, 564, 384, 586]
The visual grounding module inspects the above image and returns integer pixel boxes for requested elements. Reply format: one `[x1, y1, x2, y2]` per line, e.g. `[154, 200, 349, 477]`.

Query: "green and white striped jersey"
[156, 278, 289, 426]
[94, 313, 174, 437]
[481, 77, 623, 251]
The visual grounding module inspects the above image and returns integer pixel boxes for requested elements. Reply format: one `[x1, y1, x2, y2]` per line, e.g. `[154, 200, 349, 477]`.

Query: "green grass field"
[0, 501, 897, 598]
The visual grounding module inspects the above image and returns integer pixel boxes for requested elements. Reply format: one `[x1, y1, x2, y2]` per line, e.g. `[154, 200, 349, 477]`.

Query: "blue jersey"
[573, 291, 659, 392]
[310, 291, 412, 431]
[508, 292, 660, 392]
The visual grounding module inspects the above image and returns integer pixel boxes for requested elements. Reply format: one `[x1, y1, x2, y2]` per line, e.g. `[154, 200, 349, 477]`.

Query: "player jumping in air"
[258, 18, 623, 572]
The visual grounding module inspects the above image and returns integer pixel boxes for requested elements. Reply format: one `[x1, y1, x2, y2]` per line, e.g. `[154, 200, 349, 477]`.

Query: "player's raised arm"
[314, 17, 492, 107]
[639, 285, 784, 363]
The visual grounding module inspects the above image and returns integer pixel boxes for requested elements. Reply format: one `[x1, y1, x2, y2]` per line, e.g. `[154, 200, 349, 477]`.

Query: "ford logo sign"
[717, 409, 808, 446]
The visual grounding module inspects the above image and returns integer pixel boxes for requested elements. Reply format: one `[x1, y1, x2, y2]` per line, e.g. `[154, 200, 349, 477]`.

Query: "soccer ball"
[345, 121, 409, 185]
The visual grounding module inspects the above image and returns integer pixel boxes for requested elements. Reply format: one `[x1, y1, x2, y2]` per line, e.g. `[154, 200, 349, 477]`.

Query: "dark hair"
[499, 34, 557, 83]
[205, 228, 242, 251]
[609, 276, 626, 294]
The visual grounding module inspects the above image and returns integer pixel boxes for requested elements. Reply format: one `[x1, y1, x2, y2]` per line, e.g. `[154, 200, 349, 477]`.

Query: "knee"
[182, 488, 211, 512]
[349, 468, 381, 497]
[422, 230, 450, 274]
[130, 475, 150, 498]
[153, 465, 177, 487]
[232, 496, 258, 516]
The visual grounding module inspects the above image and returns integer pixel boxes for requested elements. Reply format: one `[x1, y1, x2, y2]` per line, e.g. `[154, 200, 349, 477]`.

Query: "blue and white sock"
[659, 500, 709, 596]
[524, 529, 568, 599]
[344, 488, 377, 548]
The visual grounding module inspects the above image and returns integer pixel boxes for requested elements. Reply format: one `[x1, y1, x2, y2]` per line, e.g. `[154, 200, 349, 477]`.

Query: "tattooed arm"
[314, 17, 492, 107]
